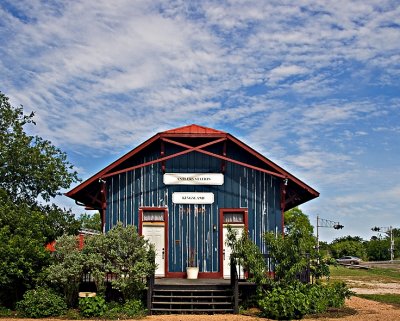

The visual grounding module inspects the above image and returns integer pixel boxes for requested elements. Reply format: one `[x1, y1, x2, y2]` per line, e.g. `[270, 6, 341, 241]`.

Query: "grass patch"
[357, 294, 400, 307]
[330, 266, 400, 282]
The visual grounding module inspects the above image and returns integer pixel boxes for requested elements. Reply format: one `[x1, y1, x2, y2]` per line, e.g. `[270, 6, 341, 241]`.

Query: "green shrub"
[64, 309, 81, 320]
[78, 295, 107, 317]
[0, 306, 12, 317]
[305, 284, 329, 314]
[123, 299, 147, 317]
[103, 299, 147, 319]
[258, 281, 352, 319]
[16, 287, 67, 318]
[325, 281, 353, 308]
[258, 283, 309, 319]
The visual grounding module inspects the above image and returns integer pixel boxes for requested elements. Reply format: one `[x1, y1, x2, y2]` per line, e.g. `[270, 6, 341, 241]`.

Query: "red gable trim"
[227, 134, 319, 197]
[66, 125, 225, 199]
[162, 124, 226, 135]
[66, 125, 319, 202]
[65, 134, 161, 198]
[102, 137, 227, 179]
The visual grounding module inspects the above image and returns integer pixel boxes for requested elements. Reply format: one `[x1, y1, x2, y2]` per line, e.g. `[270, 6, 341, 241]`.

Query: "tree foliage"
[225, 227, 271, 291]
[0, 92, 80, 307]
[365, 238, 390, 261]
[45, 224, 156, 306]
[264, 207, 318, 283]
[0, 92, 79, 203]
[0, 190, 51, 307]
[330, 235, 367, 259]
[79, 212, 102, 231]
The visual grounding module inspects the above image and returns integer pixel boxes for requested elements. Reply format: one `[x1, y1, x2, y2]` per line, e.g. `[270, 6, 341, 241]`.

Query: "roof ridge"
[162, 124, 226, 134]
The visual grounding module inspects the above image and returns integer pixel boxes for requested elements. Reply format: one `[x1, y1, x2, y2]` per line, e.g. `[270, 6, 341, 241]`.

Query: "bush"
[78, 295, 107, 317]
[64, 309, 81, 320]
[103, 299, 147, 319]
[258, 283, 309, 319]
[305, 284, 328, 314]
[0, 306, 12, 317]
[258, 281, 352, 319]
[325, 281, 353, 308]
[16, 287, 67, 318]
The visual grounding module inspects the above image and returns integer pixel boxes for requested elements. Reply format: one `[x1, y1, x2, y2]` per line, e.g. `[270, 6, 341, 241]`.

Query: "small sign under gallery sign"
[163, 173, 224, 186]
[172, 192, 214, 204]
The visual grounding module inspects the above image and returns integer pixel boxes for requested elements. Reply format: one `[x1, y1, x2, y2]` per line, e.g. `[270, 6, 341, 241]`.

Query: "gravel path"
[5, 297, 400, 321]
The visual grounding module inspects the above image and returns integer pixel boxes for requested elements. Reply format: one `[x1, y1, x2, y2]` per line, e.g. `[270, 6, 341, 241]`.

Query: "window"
[143, 210, 165, 222]
[223, 212, 244, 224]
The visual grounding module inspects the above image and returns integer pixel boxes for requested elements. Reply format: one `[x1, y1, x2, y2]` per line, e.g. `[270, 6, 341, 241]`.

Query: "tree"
[0, 92, 80, 307]
[0, 92, 79, 203]
[264, 207, 318, 283]
[79, 212, 102, 231]
[45, 224, 156, 306]
[0, 190, 51, 307]
[365, 237, 390, 261]
[90, 223, 156, 300]
[330, 235, 367, 259]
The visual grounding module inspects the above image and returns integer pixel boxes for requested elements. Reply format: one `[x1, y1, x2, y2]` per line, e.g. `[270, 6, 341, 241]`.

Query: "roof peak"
[162, 124, 226, 135]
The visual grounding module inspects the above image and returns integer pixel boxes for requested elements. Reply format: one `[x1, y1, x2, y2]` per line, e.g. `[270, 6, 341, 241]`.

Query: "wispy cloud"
[1, 0, 399, 240]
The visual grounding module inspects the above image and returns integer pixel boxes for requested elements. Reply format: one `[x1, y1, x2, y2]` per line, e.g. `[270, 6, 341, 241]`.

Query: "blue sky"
[1, 0, 399, 242]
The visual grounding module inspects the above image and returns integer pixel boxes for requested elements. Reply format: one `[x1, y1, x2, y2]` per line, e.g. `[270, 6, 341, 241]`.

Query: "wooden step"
[150, 283, 234, 314]
[153, 295, 231, 299]
[153, 301, 232, 305]
[151, 308, 234, 313]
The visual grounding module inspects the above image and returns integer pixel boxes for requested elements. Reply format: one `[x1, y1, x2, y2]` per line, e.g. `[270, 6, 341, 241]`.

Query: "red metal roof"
[162, 124, 226, 135]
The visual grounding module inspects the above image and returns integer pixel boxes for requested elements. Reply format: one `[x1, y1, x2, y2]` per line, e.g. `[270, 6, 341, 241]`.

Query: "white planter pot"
[186, 267, 199, 279]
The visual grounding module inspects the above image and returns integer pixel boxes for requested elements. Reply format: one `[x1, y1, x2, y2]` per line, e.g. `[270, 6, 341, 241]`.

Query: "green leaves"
[0, 190, 52, 307]
[258, 281, 352, 319]
[226, 226, 272, 289]
[78, 295, 107, 317]
[0, 91, 79, 203]
[16, 287, 67, 318]
[45, 223, 156, 306]
[0, 92, 81, 307]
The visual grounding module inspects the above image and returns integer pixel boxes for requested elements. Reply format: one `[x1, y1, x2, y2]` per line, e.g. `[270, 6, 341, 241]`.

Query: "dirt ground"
[4, 297, 400, 321]
[6, 264, 400, 321]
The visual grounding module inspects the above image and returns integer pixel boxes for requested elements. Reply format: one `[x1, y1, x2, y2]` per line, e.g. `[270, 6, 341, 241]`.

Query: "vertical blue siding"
[105, 143, 282, 274]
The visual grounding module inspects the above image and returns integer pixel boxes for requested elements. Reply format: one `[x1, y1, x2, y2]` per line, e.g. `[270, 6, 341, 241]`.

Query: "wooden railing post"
[230, 256, 239, 314]
[146, 273, 154, 314]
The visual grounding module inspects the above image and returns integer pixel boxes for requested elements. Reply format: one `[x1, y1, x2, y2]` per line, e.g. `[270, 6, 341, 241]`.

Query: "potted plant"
[186, 249, 199, 279]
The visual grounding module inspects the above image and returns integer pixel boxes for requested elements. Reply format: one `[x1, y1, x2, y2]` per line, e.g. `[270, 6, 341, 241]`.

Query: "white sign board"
[172, 192, 214, 204]
[163, 173, 224, 185]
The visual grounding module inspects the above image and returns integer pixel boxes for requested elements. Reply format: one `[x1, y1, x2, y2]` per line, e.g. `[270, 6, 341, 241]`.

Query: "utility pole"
[316, 215, 344, 254]
[371, 226, 394, 262]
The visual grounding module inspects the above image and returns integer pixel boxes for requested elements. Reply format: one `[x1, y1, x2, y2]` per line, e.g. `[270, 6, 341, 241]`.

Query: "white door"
[142, 225, 165, 277]
[223, 225, 244, 279]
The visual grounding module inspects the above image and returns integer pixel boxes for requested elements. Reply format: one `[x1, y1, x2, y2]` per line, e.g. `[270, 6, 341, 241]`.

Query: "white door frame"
[139, 208, 167, 277]
[219, 209, 248, 279]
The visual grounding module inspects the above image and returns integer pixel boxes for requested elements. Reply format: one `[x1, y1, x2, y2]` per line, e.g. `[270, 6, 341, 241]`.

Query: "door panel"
[142, 225, 165, 277]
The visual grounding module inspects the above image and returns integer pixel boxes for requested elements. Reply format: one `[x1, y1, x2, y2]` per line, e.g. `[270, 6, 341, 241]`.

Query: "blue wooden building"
[66, 124, 319, 279]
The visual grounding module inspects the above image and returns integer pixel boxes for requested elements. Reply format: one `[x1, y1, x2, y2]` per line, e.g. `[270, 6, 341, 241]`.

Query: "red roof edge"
[162, 124, 226, 135]
[66, 125, 319, 202]
[227, 134, 319, 197]
[66, 133, 161, 198]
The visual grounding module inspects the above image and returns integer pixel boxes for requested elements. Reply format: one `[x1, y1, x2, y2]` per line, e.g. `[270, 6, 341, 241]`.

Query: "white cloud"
[268, 65, 309, 84]
[1, 0, 399, 240]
